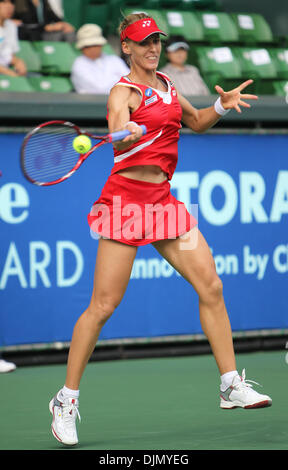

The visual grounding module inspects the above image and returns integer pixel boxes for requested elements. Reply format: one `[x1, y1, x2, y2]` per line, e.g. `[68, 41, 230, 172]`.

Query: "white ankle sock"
[220, 370, 239, 391]
[60, 385, 80, 400]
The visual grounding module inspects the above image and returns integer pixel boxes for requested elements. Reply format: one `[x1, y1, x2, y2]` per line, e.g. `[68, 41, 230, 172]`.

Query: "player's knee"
[210, 275, 223, 299]
[201, 273, 223, 306]
[88, 296, 119, 325]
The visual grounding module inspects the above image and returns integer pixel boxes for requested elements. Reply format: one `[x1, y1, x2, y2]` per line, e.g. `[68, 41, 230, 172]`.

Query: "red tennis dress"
[88, 72, 197, 246]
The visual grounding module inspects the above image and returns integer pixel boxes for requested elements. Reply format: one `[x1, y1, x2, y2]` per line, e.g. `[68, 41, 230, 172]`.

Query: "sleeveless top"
[108, 71, 182, 181]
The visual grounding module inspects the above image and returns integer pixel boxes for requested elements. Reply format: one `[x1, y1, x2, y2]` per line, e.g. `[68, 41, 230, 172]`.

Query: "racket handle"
[109, 125, 147, 143]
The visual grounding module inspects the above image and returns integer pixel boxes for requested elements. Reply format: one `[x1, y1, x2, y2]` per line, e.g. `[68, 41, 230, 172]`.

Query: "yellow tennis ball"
[73, 135, 92, 154]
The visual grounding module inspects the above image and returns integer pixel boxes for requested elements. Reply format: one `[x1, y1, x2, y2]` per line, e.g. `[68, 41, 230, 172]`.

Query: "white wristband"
[214, 97, 230, 116]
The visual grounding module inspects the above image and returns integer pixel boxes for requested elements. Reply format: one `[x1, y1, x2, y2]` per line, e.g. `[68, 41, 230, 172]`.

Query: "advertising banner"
[0, 133, 287, 346]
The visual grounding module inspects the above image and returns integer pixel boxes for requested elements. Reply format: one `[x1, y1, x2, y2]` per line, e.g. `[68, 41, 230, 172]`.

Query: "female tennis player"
[49, 13, 272, 446]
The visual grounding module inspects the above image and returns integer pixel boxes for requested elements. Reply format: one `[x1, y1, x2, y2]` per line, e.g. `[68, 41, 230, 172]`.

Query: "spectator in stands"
[0, 0, 27, 76]
[12, 0, 76, 42]
[160, 36, 210, 96]
[71, 24, 130, 95]
[46, 0, 63, 20]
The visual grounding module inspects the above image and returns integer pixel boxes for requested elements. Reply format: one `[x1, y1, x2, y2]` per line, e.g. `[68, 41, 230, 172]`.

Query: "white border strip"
[114, 129, 163, 163]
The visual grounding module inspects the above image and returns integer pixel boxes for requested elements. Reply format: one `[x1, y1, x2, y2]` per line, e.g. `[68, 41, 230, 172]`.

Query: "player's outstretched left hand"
[215, 79, 258, 114]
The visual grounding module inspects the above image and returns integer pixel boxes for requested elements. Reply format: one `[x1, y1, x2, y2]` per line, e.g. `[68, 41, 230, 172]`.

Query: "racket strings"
[23, 125, 81, 183]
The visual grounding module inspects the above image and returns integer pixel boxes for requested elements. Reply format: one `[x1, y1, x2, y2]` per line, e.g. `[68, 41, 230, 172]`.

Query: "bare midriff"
[116, 165, 168, 183]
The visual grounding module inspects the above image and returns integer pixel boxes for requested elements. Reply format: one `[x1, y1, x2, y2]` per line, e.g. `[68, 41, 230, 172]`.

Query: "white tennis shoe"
[220, 369, 272, 409]
[49, 391, 81, 445]
[0, 359, 16, 373]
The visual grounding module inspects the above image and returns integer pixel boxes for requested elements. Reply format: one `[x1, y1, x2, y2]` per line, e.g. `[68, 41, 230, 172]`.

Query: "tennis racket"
[20, 120, 147, 186]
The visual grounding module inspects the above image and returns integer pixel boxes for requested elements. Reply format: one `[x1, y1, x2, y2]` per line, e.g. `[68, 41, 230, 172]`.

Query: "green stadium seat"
[191, 45, 243, 92]
[125, 0, 161, 8]
[233, 47, 278, 94]
[103, 43, 116, 55]
[196, 11, 239, 44]
[0, 75, 34, 92]
[234, 47, 278, 79]
[107, 3, 166, 36]
[230, 13, 274, 45]
[32, 41, 78, 75]
[158, 0, 182, 7]
[271, 80, 288, 96]
[144, 0, 161, 8]
[17, 41, 42, 73]
[28, 76, 73, 93]
[187, 0, 222, 9]
[104, 0, 121, 34]
[159, 0, 222, 10]
[84, 3, 109, 31]
[268, 48, 288, 79]
[63, 0, 89, 29]
[162, 10, 204, 41]
[121, 8, 169, 36]
[257, 80, 288, 96]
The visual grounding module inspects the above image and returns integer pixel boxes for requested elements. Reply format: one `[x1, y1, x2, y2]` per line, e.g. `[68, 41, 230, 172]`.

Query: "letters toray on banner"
[1, 168, 288, 289]
[171, 170, 288, 225]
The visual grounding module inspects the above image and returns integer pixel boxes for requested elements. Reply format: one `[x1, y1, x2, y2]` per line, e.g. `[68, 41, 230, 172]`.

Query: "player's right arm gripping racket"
[20, 120, 147, 186]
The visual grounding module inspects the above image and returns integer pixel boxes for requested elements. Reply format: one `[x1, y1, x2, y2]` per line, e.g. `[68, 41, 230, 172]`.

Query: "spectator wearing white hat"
[160, 35, 210, 96]
[71, 24, 130, 95]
